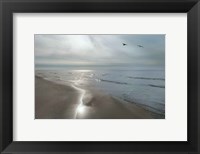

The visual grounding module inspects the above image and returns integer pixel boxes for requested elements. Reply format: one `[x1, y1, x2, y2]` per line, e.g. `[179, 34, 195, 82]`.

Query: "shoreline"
[35, 76, 164, 119]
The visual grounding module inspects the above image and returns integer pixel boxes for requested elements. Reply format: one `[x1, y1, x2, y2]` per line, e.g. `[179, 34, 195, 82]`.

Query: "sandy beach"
[35, 76, 164, 119]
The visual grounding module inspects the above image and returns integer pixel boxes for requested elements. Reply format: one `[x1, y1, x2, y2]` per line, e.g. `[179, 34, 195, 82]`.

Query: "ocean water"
[36, 66, 165, 115]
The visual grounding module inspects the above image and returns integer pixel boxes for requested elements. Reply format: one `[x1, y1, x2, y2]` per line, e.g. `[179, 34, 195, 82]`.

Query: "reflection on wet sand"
[35, 76, 164, 119]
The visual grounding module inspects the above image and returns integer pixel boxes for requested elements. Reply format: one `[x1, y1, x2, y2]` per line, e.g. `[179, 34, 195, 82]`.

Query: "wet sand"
[35, 76, 164, 119]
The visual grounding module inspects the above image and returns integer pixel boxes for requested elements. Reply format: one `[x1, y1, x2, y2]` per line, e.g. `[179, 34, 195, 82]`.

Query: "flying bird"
[137, 45, 144, 48]
[122, 43, 127, 46]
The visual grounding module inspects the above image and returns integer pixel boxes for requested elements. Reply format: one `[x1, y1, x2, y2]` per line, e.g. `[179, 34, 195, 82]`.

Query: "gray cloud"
[35, 34, 165, 67]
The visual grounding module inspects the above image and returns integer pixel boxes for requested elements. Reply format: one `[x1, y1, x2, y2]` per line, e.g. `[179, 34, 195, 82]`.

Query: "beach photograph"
[35, 34, 165, 119]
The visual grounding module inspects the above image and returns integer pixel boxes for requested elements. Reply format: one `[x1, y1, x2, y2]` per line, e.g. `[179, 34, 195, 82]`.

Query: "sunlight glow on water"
[77, 105, 86, 114]
[72, 70, 92, 73]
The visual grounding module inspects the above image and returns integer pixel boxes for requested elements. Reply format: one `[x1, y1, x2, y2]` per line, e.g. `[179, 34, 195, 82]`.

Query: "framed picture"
[0, 0, 199, 153]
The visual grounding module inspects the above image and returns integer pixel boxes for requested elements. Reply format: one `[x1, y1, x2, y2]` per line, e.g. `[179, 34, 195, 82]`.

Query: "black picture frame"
[0, 0, 200, 153]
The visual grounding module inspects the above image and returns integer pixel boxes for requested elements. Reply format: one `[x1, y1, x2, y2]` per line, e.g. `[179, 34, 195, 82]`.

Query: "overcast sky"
[35, 34, 165, 67]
